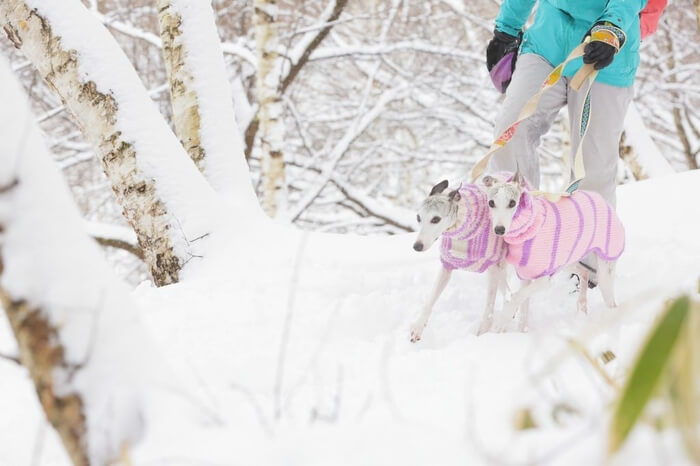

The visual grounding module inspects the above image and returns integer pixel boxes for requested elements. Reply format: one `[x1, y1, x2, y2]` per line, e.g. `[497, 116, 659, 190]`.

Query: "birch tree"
[253, 0, 288, 217]
[0, 0, 220, 286]
[619, 103, 675, 180]
[2, 0, 696, 245]
[0, 54, 161, 466]
[157, 0, 258, 208]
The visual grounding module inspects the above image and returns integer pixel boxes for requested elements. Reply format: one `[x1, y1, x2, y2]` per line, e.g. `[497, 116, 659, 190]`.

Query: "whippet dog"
[483, 172, 623, 331]
[410, 179, 509, 342]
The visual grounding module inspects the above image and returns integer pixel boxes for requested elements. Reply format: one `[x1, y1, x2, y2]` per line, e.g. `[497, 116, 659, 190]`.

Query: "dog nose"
[413, 241, 424, 251]
[494, 226, 505, 236]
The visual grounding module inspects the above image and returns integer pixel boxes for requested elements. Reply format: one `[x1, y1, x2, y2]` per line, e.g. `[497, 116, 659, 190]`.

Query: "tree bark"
[0, 288, 89, 466]
[619, 103, 675, 180]
[157, 0, 258, 207]
[0, 0, 219, 286]
[0, 52, 145, 466]
[664, 24, 699, 171]
[619, 131, 647, 181]
[254, 0, 288, 217]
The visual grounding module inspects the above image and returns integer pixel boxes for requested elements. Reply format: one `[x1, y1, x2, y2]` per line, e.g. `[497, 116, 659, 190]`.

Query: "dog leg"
[493, 276, 550, 332]
[597, 258, 617, 308]
[518, 280, 531, 332]
[574, 264, 590, 314]
[411, 266, 452, 342]
[477, 262, 504, 335]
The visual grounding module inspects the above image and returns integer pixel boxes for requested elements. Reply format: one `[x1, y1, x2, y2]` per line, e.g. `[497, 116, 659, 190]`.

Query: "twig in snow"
[310, 365, 344, 424]
[230, 382, 274, 437]
[568, 338, 619, 391]
[0, 352, 21, 364]
[0, 178, 19, 194]
[274, 230, 309, 420]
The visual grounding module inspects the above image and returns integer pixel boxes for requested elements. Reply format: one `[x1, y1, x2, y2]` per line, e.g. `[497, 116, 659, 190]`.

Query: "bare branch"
[280, 0, 349, 94]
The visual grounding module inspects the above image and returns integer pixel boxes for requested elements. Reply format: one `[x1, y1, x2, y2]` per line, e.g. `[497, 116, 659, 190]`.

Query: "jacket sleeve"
[494, 0, 537, 36]
[598, 0, 649, 32]
[640, 0, 666, 39]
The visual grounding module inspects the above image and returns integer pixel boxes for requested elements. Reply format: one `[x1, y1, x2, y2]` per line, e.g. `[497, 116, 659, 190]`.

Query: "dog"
[410, 179, 508, 342]
[483, 171, 624, 331]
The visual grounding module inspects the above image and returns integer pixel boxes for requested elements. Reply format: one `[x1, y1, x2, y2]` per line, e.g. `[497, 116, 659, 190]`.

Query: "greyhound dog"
[410, 179, 509, 342]
[483, 172, 624, 331]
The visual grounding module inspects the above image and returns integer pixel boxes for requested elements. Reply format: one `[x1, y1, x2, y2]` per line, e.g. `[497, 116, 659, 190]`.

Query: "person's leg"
[490, 54, 568, 188]
[567, 82, 634, 207]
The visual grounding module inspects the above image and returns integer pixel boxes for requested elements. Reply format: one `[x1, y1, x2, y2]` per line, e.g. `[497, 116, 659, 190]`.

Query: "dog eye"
[488, 200, 495, 208]
[508, 200, 516, 208]
[416, 214, 421, 223]
[430, 216, 441, 224]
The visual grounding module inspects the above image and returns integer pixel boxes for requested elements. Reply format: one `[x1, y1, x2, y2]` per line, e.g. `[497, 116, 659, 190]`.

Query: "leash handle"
[469, 30, 618, 199]
[570, 63, 596, 91]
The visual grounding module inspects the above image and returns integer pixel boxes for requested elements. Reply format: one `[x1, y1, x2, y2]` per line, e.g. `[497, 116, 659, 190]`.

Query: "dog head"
[483, 171, 526, 236]
[413, 180, 461, 252]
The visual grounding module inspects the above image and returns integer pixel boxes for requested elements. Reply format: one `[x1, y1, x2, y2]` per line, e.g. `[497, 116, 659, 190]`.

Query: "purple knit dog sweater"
[440, 184, 507, 272]
[503, 189, 625, 280]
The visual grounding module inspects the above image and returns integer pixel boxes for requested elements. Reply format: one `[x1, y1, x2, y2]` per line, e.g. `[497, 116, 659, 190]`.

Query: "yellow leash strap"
[469, 29, 621, 200]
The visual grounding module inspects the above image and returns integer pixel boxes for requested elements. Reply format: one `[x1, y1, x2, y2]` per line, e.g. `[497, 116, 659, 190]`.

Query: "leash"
[469, 28, 623, 201]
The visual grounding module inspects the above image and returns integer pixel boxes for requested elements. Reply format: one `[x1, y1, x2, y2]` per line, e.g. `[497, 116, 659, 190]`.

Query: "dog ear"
[429, 179, 449, 196]
[482, 175, 495, 187]
[448, 189, 461, 203]
[519, 190, 531, 209]
[513, 170, 527, 187]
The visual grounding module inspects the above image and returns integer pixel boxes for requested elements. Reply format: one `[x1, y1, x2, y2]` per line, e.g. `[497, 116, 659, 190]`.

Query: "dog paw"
[491, 318, 509, 333]
[477, 320, 492, 336]
[410, 322, 425, 343]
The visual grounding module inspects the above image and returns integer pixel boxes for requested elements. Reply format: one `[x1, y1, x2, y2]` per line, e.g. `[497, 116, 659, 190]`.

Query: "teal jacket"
[495, 0, 647, 87]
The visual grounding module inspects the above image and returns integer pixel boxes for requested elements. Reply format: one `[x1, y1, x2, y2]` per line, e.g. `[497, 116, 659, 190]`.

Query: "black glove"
[486, 29, 522, 72]
[583, 22, 625, 71]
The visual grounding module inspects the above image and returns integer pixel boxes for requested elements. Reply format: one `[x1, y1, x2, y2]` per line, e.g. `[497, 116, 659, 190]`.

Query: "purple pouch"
[489, 51, 516, 93]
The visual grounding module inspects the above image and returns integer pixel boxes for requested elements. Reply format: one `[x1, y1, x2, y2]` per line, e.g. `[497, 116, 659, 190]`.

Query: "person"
[485, 0, 648, 207]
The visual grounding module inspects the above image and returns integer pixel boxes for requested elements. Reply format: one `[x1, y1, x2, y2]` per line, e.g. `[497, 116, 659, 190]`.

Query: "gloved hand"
[583, 22, 626, 70]
[486, 29, 522, 93]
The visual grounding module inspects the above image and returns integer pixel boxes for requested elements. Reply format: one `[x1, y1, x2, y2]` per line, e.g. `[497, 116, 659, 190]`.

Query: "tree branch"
[0, 352, 21, 365]
[93, 236, 144, 260]
[280, 0, 348, 94]
[245, 0, 348, 157]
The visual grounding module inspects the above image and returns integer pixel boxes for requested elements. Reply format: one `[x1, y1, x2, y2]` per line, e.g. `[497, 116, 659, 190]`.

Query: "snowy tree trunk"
[243, 0, 347, 161]
[0, 54, 154, 466]
[254, 0, 288, 218]
[0, 291, 90, 466]
[0, 0, 220, 286]
[157, 0, 258, 208]
[620, 102, 675, 180]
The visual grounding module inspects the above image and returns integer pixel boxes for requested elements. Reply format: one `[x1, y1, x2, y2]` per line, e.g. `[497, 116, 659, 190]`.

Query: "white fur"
[483, 175, 619, 331]
[410, 180, 508, 342]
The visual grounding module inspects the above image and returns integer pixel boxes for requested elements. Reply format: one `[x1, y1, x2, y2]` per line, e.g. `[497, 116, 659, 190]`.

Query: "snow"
[2, 154, 698, 464]
[168, 0, 259, 209]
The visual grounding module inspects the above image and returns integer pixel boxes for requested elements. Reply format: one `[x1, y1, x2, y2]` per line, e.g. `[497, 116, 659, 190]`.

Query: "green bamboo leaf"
[609, 295, 691, 454]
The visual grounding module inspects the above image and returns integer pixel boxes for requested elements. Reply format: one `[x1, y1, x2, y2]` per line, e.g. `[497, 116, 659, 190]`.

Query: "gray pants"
[490, 54, 634, 206]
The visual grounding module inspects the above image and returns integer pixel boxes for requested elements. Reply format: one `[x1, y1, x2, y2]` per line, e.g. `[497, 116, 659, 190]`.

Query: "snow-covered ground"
[1, 169, 698, 465]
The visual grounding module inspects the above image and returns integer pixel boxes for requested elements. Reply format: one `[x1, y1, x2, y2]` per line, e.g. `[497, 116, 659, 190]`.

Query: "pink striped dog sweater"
[503, 189, 625, 280]
[441, 184, 507, 272]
